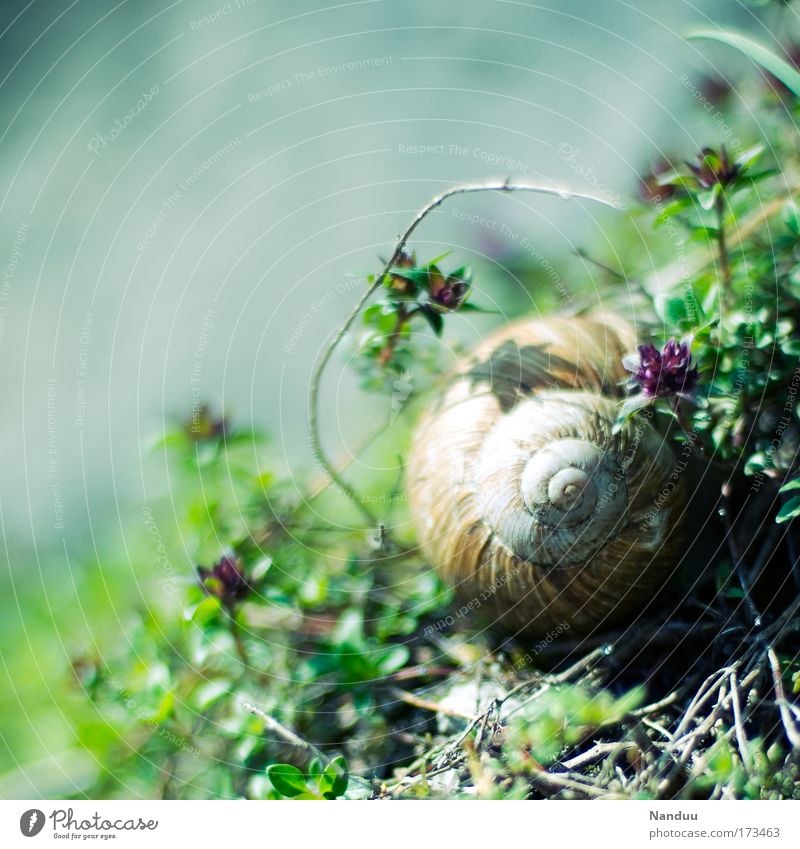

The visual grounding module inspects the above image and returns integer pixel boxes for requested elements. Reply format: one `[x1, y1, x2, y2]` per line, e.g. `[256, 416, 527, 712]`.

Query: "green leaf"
[250, 556, 273, 583]
[420, 306, 444, 336]
[374, 644, 410, 676]
[387, 266, 429, 290]
[687, 29, 800, 98]
[226, 428, 267, 445]
[333, 609, 365, 649]
[188, 596, 222, 625]
[254, 469, 274, 489]
[780, 477, 800, 494]
[776, 495, 800, 524]
[424, 251, 454, 267]
[193, 680, 231, 711]
[447, 264, 473, 283]
[698, 186, 719, 211]
[685, 289, 706, 326]
[319, 755, 349, 799]
[744, 452, 768, 476]
[363, 303, 400, 333]
[147, 690, 175, 724]
[655, 293, 689, 326]
[686, 224, 720, 242]
[152, 431, 188, 450]
[737, 170, 778, 187]
[702, 286, 721, 316]
[656, 170, 687, 187]
[693, 318, 719, 341]
[653, 196, 693, 223]
[733, 143, 765, 171]
[613, 394, 653, 434]
[266, 764, 308, 797]
[783, 200, 800, 235]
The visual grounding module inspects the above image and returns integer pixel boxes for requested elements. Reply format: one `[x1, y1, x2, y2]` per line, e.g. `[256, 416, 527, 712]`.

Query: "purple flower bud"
[624, 338, 699, 399]
[198, 554, 249, 604]
[686, 146, 740, 190]
[386, 249, 418, 295]
[428, 271, 469, 311]
[186, 404, 227, 442]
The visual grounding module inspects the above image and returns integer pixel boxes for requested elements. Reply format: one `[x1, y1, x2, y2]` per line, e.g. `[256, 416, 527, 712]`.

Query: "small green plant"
[354, 250, 485, 394]
[264, 757, 349, 800]
[624, 137, 799, 522]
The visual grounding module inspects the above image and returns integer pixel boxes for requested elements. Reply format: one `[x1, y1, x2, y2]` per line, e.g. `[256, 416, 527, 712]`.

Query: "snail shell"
[407, 314, 685, 636]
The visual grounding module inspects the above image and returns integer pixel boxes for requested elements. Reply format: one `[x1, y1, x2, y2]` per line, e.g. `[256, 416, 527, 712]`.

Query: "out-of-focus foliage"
[45, 415, 452, 798]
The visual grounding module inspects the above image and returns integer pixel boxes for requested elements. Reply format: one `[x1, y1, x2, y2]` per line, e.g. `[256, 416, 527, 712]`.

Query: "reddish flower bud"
[187, 404, 227, 442]
[386, 250, 418, 294]
[686, 146, 740, 190]
[198, 554, 249, 604]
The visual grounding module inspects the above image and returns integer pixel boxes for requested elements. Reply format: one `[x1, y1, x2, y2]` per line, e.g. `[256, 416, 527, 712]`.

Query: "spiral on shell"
[407, 314, 685, 636]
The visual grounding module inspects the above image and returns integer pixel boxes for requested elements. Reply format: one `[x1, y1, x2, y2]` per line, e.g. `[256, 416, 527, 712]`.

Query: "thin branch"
[729, 671, 751, 768]
[715, 191, 732, 303]
[390, 687, 478, 721]
[631, 688, 684, 717]
[307, 178, 622, 525]
[658, 681, 729, 797]
[574, 247, 626, 280]
[719, 485, 762, 626]
[501, 645, 608, 709]
[670, 666, 734, 741]
[560, 741, 634, 771]
[229, 618, 250, 669]
[528, 768, 618, 798]
[242, 700, 330, 765]
[641, 717, 673, 739]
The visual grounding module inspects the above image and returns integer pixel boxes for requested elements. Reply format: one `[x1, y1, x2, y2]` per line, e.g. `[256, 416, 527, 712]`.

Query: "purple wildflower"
[624, 338, 699, 400]
[198, 554, 249, 604]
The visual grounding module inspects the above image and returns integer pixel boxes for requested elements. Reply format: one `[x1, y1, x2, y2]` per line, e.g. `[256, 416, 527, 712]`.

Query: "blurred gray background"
[0, 0, 758, 561]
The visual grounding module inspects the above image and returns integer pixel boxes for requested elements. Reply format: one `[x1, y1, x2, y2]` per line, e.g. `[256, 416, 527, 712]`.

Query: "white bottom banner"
[1, 800, 798, 848]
